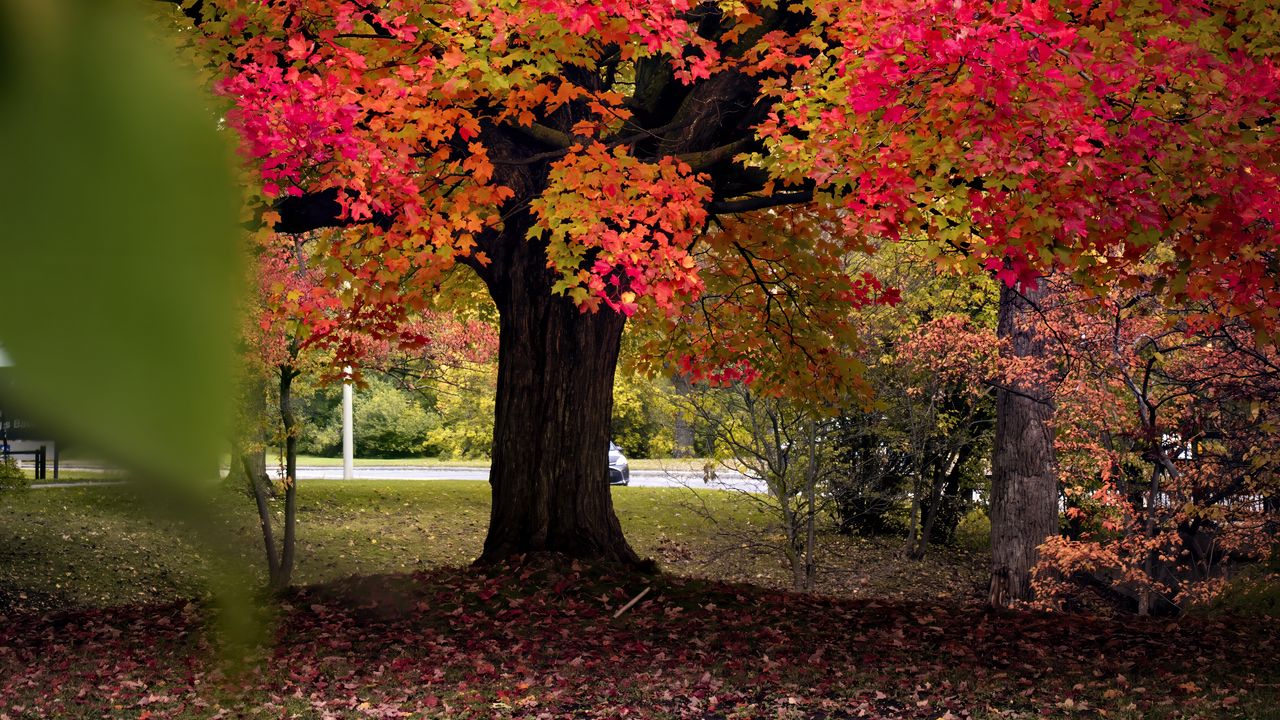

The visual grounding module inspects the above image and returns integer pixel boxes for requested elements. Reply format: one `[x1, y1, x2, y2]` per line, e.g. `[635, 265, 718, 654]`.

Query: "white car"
[607, 441, 630, 486]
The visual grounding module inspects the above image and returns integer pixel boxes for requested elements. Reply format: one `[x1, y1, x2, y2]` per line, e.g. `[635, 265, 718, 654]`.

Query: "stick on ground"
[613, 586, 651, 618]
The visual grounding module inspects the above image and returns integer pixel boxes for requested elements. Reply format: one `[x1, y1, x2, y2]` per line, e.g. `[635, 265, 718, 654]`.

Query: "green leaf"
[0, 0, 240, 484]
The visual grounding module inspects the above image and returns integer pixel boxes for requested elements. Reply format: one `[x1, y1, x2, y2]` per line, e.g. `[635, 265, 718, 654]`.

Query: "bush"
[954, 508, 990, 552]
[0, 457, 30, 490]
[353, 378, 438, 457]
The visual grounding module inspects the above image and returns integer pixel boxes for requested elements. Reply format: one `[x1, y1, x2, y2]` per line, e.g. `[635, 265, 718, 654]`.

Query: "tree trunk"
[671, 374, 695, 457]
[910, 460, 948, 561]
[803, 420, 818, 592]
[273, 364, 299, 590]
[988, 283, 1058, 607]
[234, 373, 272, 495]
[476, 231, 643, 566]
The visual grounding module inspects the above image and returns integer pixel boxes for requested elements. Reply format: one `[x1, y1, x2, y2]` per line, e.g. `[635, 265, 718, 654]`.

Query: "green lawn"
[0, 479, 981, 612]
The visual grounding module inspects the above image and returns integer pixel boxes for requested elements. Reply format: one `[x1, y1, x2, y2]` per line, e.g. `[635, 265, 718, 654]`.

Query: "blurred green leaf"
[0, 0, 240, 484]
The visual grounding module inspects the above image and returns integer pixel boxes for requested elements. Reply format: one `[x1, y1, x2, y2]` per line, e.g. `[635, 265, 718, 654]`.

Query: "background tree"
[894, 316, 998, 560]
[823, 242, 998, 545]
[683, 383, 835, 592]
[1034, 285, 1280, 613]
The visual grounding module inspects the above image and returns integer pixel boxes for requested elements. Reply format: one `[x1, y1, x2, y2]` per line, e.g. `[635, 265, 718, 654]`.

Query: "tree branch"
[273, 188, 393, 234]
[708, 190, 813, 215]
[676, 138, 753, 172]
[509, 122, 576, 149]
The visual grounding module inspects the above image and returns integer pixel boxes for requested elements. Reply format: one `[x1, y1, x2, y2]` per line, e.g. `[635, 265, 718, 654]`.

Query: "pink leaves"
[217, 57, 363, 202]
[759, 0, 1280, 324]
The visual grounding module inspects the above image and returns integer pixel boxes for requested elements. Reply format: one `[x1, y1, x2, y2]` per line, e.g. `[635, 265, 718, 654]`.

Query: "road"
[290, 465, 766, 493]
[30, 463, 768, 494]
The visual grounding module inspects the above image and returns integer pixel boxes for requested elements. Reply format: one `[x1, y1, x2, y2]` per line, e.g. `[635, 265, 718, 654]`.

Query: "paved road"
[29, 464, 768, 494]
[291, 465, 766, 493]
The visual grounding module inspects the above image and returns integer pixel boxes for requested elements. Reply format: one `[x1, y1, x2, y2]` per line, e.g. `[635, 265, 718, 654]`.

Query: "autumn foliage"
[1032, 283, 1280, 612]
[161, 0, 1280, 565]
[188, 0, 1280, 383]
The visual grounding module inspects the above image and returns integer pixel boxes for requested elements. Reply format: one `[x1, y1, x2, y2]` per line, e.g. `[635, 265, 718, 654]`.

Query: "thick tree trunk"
[476, 232, 643, 566]
[988, 283, 1058, 607]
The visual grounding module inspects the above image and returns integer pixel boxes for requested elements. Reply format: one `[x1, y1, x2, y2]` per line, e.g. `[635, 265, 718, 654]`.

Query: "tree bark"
[988, 283, 1058, 607]
[476, 231, 644, 566]
[910, 458, 948, 561]
[273, 364, 299, 590]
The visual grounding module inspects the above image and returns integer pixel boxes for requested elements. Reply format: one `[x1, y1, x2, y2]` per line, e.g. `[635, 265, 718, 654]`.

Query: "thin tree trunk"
[672, 374, 695, 457]
[988, 283, 1059, 607]
[803, 420, 818, 592]
[1138, 463, 1162, 616]
[476, 230, 643, 566]
[239, 372, 282, 580]
[246, 447, 269, 495]
[911, 460, 948, 560]
[244, 453, 279, 575]
[273, 364, 299, 590]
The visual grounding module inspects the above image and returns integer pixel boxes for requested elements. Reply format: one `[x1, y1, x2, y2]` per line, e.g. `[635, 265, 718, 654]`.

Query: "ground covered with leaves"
[1, 482, 1276, 718]
[1, 556, 1276, 719]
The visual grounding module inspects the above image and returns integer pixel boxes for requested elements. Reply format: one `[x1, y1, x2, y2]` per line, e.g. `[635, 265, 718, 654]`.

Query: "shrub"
[0, 457, 30, 490]
[353, 378, 438, 457]
[954, 508, 990, 552]
[611, 371, 677, 458]
[427, 364, 495, 459]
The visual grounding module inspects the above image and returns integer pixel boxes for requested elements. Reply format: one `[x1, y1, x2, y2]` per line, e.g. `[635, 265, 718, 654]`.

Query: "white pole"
[342, 367, 354, 481]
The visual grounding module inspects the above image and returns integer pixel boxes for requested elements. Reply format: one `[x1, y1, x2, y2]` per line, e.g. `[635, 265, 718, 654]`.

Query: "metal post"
[342, 368, 354, 481]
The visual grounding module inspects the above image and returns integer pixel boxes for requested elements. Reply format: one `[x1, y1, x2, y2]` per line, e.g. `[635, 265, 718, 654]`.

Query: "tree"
[1033, 285, 1280, 613]
[683, 383, 834, 592]
[987, 282, 1060, 606]
[170, 1, 1280, 567]
[894, 315, 998, 560]
[820, 241, 998, 547]
[238, 230, 414, 589]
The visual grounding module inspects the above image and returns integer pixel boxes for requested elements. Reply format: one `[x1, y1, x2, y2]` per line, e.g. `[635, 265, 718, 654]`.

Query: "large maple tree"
[170, 0, 1280, 565]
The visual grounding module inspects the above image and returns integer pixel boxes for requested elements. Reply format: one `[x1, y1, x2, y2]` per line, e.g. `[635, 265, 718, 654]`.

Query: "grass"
[0, 480, 982, 611]
[1, 481, 1275, 719]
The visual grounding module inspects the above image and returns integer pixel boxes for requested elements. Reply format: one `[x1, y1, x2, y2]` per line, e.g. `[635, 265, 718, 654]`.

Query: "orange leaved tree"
[165, 1, 1280, 571]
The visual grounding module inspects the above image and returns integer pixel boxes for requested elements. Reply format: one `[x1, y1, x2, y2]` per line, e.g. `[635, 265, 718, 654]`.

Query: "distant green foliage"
[611, 371, 678, 458]
[428, 365, 495, 459]
[353, 377, 438, 457]
[295, 377, 342, 456]
[294, 374, 442, 457]
[294, 364, 692, 461]
[0, 457, 29, 490]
